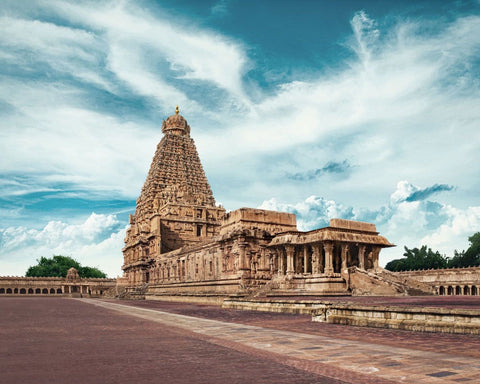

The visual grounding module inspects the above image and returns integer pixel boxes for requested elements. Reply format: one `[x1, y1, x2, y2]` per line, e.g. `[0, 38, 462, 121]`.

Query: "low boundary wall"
[222, 298, 480, 335]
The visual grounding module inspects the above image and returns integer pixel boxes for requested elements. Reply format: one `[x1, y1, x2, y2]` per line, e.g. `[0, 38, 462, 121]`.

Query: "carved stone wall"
[122, 109, 225, 283]
[122, 110, 396, 297]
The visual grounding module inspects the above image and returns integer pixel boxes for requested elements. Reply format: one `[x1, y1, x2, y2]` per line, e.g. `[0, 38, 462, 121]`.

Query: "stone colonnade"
[135, 240, 384, 285]
[437, 285, 479, 296]
[271, 241, 381, 276]
[0, 284, 106, 296]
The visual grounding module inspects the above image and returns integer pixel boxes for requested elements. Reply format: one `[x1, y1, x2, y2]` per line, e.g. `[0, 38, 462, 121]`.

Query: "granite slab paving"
[85, 299, 480, 383]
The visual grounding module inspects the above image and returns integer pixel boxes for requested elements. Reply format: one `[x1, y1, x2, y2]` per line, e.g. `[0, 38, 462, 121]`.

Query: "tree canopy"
[385, 232, 480, 272]
[25, 255, 107, 278]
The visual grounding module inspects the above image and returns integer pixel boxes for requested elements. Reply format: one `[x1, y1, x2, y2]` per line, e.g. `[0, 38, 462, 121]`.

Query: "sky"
[1, 0, 480, 278]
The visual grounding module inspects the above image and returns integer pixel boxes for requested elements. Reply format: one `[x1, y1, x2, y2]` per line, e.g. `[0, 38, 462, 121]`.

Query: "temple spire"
[175, 105, 179, 115]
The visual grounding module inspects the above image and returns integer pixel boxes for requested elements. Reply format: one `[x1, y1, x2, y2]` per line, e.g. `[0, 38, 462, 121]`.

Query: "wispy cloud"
[405, 184, 455, 202]
[289, 160, 351, 181]
[211, 0, 231, 18]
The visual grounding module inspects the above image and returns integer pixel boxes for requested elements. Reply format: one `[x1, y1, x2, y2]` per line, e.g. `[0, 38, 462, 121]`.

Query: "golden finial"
[175, 105, 179, 115]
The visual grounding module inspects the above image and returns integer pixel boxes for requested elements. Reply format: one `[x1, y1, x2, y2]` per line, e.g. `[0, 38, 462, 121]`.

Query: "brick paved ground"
[88, 299, 480, 383]
[2, 297, 480, 384]
[113, 298, 480, 359]
[0, 297, 346, 384]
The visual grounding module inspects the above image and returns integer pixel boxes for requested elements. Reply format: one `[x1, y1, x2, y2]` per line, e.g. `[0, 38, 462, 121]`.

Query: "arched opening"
[57, 288, 62, 294]
[42, 288, 48, 294]
[472, 286, 478, 296]
[447, 286, 454, 295]
[464, 286, 470, 295]
[35, 288, 41, 294]
[50, 288, 55, 294]
[6, 288, 13, 294]
[21, 288, 27, 294]
[439, 286, 445, 295]
[14, 288, 18, 294]
[455, 286, 462, 295]
[0, 288, 5, 294]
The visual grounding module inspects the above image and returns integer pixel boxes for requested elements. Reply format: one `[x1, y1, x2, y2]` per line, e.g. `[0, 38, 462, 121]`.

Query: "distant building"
[0, 268, 116, 297]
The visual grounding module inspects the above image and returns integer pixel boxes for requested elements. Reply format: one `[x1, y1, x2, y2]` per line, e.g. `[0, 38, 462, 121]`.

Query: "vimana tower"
[122, 107, 226, 283]
[122, 108, 414, 298]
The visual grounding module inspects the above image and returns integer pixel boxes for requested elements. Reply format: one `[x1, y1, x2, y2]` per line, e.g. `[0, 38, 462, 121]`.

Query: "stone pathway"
[84, 299, 480, 383]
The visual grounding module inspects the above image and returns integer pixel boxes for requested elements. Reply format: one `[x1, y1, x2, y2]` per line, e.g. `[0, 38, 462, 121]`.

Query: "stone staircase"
[250, 275, 283, 298]
[378, 269, 434, 295]
[119, 283, 148, 300]
[348, 267, 434, 296]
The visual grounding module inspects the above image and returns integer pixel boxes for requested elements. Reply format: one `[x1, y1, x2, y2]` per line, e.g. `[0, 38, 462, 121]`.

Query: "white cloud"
[259, 196, 353, 231]
[260, 181, 480, 266]
[0, 213, 125, 277]
[0, 15, 110, 90]
[421, 206, 480, 252]
[0, 82, 157, 197]
[0, 3, 479, 275]
[50, 0, 250, 108]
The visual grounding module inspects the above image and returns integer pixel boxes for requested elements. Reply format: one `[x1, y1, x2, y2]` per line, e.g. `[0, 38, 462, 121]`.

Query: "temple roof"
[161, 106, 191, 136]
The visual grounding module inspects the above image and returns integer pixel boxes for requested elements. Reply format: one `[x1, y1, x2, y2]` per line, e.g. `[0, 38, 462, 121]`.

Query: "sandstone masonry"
[122, 109, 419, 299]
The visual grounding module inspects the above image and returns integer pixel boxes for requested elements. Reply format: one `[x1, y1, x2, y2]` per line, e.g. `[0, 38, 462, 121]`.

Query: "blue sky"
[1, 0, 480, 277]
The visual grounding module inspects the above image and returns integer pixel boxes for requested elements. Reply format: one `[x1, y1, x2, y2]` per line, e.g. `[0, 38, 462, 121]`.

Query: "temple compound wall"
[0, 268, 117, 297]
[396, 267, 480, 296]
[122, 109, 420, 299]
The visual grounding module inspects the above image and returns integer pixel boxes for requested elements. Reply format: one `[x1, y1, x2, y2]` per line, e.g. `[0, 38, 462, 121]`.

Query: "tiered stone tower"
[122, 107, 225, 285]
[121, 108, 398, 297]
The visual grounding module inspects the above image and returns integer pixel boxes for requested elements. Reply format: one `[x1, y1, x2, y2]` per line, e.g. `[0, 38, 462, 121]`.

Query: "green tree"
[78, 266, 108, 278]
[385, 245, 448, 271]
[448, 232, 480, 268]
[25, 255, 106, 278]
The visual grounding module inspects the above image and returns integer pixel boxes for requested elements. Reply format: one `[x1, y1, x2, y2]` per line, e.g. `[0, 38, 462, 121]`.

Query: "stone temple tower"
[122, 107, 225, 285]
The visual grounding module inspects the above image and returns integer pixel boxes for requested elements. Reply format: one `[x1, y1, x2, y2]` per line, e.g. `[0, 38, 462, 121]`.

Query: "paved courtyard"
[1, 298, 480, 383]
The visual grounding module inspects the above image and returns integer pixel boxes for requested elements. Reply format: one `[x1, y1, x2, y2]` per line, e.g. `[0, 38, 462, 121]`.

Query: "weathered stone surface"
[330, 218, 377, 233]
[221, 297, 480, 334]
[122, 110, 398, 298]
[219, 208, 297, 235]
[312, 302, 480, 335]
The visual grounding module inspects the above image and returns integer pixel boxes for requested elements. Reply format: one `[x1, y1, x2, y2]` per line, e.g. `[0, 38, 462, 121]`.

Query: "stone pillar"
[341, 244, 349, 271]
[285, 245, 295, 276]
[358, 245, 366, 270]
[311, 244, 321, 275]
[278, 248, 285, 275]
[238, 239, 249, 271]
[303, 246, 308, 274]
[371, 247, 380, 271]
[324, 242, 334, 276]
